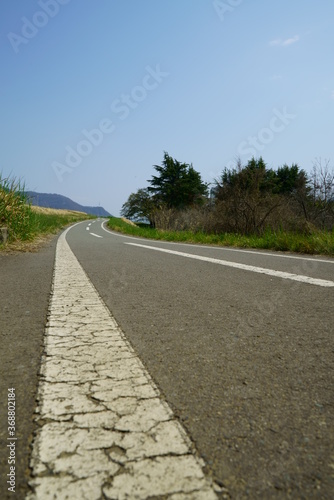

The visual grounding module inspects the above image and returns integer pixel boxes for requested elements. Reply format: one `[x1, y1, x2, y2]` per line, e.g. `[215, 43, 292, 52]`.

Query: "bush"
[151, 205, 216, 232]
[0, 174, 34, 241]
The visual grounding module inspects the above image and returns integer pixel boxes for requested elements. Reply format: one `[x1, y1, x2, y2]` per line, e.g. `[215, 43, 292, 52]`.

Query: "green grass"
[108, 217, 334, 256]
[0, 173, 91, 248]
[0, 175, 34, 241]
[27, 210, 92, 238]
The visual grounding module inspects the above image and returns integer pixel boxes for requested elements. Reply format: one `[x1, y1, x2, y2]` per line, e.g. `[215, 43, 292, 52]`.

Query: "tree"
[307, 158, 334, 229]
[120, 188, 154, 224]
[274, 164, 305, 195]
[310, 158, 334, 203]
[214, 157, 311, 234]
[147, 152, 208, 209]
[214, 157, 281, 234]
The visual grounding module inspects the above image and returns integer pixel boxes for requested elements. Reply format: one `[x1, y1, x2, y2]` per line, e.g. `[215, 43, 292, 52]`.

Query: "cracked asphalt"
[1, 220, 334, 499]
[27, 226, 219, 499]
[67, 221, 334, 499]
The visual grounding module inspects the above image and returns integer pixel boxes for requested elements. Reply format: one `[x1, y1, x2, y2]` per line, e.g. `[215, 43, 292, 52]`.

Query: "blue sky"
[1, 0, 333, 215]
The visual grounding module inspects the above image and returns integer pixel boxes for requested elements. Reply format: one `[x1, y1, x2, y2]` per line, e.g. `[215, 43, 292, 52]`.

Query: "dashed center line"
[27, 226, 219, 499]
[89, 232, 103, 238]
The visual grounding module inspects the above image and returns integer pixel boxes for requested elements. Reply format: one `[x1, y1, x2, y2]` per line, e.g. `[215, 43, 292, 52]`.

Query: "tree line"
[121, 152, 334, 235]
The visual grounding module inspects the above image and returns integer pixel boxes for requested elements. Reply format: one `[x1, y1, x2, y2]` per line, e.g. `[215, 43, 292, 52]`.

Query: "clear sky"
[1, 0, 333, 215]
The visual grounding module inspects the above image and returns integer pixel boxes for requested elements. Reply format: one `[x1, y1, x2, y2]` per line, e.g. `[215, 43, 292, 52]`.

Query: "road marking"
[86, 226, 89, 230]
[89, 232, 103, 238]
[125, 242, 334, 288]
[101, 221, 334, 265]
[27, 227, 219, 499]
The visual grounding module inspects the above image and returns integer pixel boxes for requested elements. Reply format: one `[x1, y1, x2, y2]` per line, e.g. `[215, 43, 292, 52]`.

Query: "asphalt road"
[1, 221, 333, 499]
[0, 237, 57, 499]
[64, 220, 334, 499]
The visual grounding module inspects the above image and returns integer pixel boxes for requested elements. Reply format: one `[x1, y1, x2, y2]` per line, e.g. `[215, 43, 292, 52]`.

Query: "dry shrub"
[151, 198, 325, 236]
[152, 205, 220, 233]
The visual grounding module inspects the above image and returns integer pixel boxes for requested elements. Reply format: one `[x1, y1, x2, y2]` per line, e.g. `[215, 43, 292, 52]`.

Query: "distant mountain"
[26, 191, 112, 217]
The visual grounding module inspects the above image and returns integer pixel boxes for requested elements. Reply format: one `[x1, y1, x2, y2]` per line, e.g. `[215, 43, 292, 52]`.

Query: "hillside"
[26, 192, 111, 217]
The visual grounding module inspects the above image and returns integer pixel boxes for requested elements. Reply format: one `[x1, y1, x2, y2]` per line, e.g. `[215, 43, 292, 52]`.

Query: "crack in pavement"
[27, 226, 220, 499]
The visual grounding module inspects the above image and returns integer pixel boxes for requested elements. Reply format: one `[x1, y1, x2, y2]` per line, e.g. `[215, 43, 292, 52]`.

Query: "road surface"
[1, 220, 333, 498]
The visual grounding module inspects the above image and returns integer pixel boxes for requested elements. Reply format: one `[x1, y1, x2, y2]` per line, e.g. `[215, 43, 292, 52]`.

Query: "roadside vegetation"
[0, 173, 91, 250]
[108, 218, 334, 255]
[113, 153, 334, 256]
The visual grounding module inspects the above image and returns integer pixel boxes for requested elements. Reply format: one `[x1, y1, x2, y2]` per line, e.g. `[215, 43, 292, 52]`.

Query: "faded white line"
[89, 232, 103, 238]
[101, 221, 334, 265]
[27, 226, 219, 499]
[125, 242, 334, 288]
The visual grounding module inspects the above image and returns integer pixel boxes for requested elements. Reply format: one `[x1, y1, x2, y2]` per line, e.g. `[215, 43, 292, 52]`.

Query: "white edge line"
[35, 222, 220, 498]
[100, 221, 334, 265]
[124, 242, 334, 288]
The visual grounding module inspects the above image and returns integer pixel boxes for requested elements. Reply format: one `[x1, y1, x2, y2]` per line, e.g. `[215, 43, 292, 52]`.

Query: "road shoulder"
[0, 236, 57, 499]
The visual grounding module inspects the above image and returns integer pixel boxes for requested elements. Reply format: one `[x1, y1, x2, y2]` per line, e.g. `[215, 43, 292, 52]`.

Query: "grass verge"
[107, 217, 334, 256]
[0, 174, 92, 251]
[28, 206, 92, 237]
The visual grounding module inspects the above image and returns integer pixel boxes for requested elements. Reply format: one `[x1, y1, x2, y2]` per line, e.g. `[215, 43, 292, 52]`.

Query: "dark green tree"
[216, 158, 285, 234]
[147, 152, 208, 209]
[274, 164, 307, 195]
[120, 188, 154, 223]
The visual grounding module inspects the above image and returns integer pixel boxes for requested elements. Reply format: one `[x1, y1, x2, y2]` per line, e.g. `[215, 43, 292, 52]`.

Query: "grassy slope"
[0, 175, 90, 246]
[0, 182, 92, 251]
[107, 217, 334, 256]
[28, 206, 91, 237]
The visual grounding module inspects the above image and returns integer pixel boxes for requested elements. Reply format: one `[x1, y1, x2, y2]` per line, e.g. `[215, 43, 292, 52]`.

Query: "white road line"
[89, 232, 103, 238]
[27, 227, 219, 499]
[86, 226, 89, 230]
[101, 221, 334, 265]
[125, 242, 334, 288]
